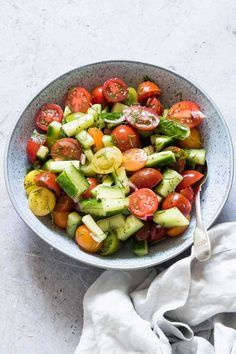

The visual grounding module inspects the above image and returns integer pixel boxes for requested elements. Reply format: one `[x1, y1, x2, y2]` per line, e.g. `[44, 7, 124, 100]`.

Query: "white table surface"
[1, 1, 236, 353]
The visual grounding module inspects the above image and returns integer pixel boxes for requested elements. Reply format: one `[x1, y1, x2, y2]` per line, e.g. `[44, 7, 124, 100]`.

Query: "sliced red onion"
[104, 116, 125, 124]
[140, 214, 154, 221]
[191, 110, 205, 119]
[75, 203, 81, 213]
[128, 181, 138, 191]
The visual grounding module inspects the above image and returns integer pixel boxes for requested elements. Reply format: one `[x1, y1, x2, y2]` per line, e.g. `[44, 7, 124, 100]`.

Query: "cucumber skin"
[155, 169, 183, 197]
[100, 232, 121, 256]
[97, 214, 126, 232]
[157, 117, 190, 140]
[153, 207, 190, 228]
[184, 149, 206, 165]
[146, 151, 176, 168]
[133, 240, 148, 256]
[66, 212, 82, 238]
[116, 215, 144, 241]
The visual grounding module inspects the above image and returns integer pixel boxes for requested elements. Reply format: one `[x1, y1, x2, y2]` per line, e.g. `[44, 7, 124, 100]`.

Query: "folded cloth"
[75, 222, 236, 354]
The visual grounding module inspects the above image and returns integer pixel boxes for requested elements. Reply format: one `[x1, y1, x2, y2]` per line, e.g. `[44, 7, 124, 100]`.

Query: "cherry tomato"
[179, 187, 194, 203]
[102, 78, 128, 103]
[129, 188, 158, 218]
[149, 224, 166, 244]
[111, 125, 141, 152]
[162, 192, 191, 217]
[54, 194, 75, 212]
[130, 168, 162, 189]
[51, 138, 82, 161]
[166, 217, 190, 237]
[26, 131, 46, 163]
[178, 128, 202, 149]
[164, 146, 186, 173]
[122, 148, 147, 172]
[137, 81, 161, 102]
[135, 223, 151, 241]
[65, 87, 91, 113]
[87, 127, 104, 152]
[168, 101, 204, 128]
[35, 104, 63, 132]
[52, 211, 69, 229]
[75, 225, 103, 253]
[91, 85, 106, 107]
[35, 171, 61, 197]
[176, 170, 204, 191]
[124, 106, 160, 131]
[82, 178, 99, 199]
[146, 97, 164, 116]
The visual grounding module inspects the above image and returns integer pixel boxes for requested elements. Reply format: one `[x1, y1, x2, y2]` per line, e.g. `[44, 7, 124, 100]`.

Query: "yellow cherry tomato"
[24, 169, 43, 195]
[178, 128, 202, 149]
[28, 187, 56, 216]
[91, 147, 123, 174]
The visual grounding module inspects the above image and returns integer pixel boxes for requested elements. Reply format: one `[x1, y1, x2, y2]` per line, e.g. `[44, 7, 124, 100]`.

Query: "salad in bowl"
[24, 76, 206, 257]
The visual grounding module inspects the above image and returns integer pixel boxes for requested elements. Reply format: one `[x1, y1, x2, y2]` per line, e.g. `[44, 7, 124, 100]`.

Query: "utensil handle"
[194, 188, 211, 262]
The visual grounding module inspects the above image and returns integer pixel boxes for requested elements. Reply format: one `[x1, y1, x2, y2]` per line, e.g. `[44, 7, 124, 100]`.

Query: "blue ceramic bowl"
[4, 61, 234, 269]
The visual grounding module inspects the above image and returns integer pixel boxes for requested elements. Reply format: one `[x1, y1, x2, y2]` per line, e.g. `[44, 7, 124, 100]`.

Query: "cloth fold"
[75, 222, 236, 354]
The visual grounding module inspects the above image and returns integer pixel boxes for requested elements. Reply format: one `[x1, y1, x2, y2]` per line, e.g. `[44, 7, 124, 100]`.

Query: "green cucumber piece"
[36, 145, 49, 162]
[100, 231, 121, 256]
[150, 134, 175, 152]
[102, 198, 129, 216]
[138, 130, 153, 138]
[63, 106, 72, 119]
[75, 130, 94, 149]
[143, 145, 155, 156]
[146, 151, 176, 167]
[102, 135, 115, 147]
[116, 215, 144, 241]
[56, 165, 89, 202]
[47, 121, 62, 149]
[133, 240, 148, 256]
[153, 207, 190, 228]
[82, 215, 107, 242]
[66, 212, 82, 238]
[80, 163, 97, 177]
[83, 149, 94, 162]
[111, 103, 128, 113]
[184, 149, 206, 165]
[62, 113, 95, 137]
[157, 117, 190, 140]
[91, 186, 126, 200]
[102, 175, 113, 186]
[155, 169, 183, 197]
[79, 199, 106, 217]
[65, 112, 84, 123]
[122, 87, 138, 105]
[43, 159, 80, 173]
[97, 214, 126, 232]
[112, 167, 130, 195]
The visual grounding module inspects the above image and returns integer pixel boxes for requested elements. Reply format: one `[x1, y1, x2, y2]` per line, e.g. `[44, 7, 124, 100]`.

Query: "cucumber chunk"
[143, 145, 155, 156]
[155, 169, 183, 197]
[157, 117, 190, 140]
[36, 145, 49, 162]
[116, 215, 144, 241]
[79, 199, 106, 217]
[56, 165, 89, 202]
[65, 112, 84, 123]
[100, 231, 121, 256]
[112, 167, 130, 195]
[111, 102, 128, 113]
[153, 207, 190, 228]
[133, 240, 148, 256]
[102, 135, 115, 147]
[80, 163, 97, 177]
[102, 175, 113, 186]
[184, 149, 206, 166]
[122, 87, 138, 106]
[63, 106, 72, 119]
[62, 113, 95, 137]
[146, 151, 176, 168]
[82, 215, 107, 242]
[102, 198, 129, 216]
[150, 134, 175, 152]
[66, 212, 82, 238]
[76, 130, 94, 149]
[43, 160, 80, 173]
[97, 214, 126, 232]
[91, 186, 126, 200]
[47, 121, 62, 149]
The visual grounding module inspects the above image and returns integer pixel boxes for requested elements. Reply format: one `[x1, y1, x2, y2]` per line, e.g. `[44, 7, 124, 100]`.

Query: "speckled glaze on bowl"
[5, 61, 234, 270]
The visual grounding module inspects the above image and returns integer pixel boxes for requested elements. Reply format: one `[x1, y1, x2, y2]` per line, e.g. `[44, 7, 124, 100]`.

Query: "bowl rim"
[4, 60, 234, 270]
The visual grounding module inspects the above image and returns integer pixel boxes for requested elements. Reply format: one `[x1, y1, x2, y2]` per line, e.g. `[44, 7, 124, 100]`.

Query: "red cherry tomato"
[137, 81, 161, 102]
[111, 125, 141, 152]
[82, 178, 99, 199]
[35, 171, 61, 197]
[124, 106, 160, 131]
[179, 187, 194, 203]
[168, 101, 204, 128]
[164, 146, 186, 173]
[176, 170, 204, 191]
[52, 211, 69, 229]
[51, 138, 82, 161]
[162, 192, 192, 217]
[129, 188, 158, 218]
[91, 85, 106, 107]
[65, 87, 91, 113]
[102, 78, 128, 103]
[146, 97, 164, 116]
[130, 168, 162, 189]
[26, 131, 46, 163]
[35, 104, 63, 132]
[54, 194, 75, 212]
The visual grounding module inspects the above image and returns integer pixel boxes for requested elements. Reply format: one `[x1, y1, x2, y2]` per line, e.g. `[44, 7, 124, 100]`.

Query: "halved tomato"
[124, 106, 160, 131]
[179, 187, 194, 203]
[111, 125, 141, 152]
[102, 78, 128, 103]
[54, 194, 75, 212]
[168, 101, 204, 128]
[26, 130, 46, 163]
[130, 168, 162, 189]
[51, 138, 82, 161]
[65, 87, 91, 113]
[35, 104, 63, 132]
[176, 170, 204, 191]
[35, 171, 61, 196]
[91, 85, 106, 106]
[137, 81, 161, 102]
[52, 211, 69, 229]
[146, 97, 164, 116]
[162, 192, 192, 217]
[122, 148, 147, 172]
[129, 188, 158, 218]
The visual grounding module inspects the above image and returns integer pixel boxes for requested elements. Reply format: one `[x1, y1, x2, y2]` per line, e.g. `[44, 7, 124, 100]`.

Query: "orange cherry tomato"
[137, 81, 161, 102]
[178, 128, 202, 149]
[52, 211, 69, 229]
[129, 188, 158, 218]
[122, 148, 148, 172]
[75, 225, 103, 253]
[88, 127, 104, 152]
[166, 216, 190, 237]
[82, 178, 99, 199]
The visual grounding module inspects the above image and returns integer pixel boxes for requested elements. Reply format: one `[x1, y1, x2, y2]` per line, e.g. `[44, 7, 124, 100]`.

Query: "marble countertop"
[1, 1, 236, 353]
